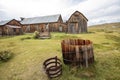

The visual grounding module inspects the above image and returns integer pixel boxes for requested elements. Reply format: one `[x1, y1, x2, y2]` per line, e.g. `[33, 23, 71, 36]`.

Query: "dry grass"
[0, 23, 120, 80]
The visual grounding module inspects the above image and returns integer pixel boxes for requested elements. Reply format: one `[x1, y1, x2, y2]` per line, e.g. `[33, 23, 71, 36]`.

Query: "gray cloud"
[0, 10, 10, 20]
[69, 0, 87, 5]
[0, 0, 120, 25]
[86, 0, 120, 25]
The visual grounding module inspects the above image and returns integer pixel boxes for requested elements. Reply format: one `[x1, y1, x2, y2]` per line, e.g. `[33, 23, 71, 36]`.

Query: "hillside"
[88, 22, 120, 33]
[89, 22, 120, 28]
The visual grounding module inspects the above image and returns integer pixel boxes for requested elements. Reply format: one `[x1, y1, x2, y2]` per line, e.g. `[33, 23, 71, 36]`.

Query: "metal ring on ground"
[43, 56, 62, 78]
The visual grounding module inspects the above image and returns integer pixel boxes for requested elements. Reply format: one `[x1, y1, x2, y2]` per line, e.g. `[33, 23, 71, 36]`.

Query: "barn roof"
[0, 20, 12, 26]
[21, 14, 61, 25]
[0, 19, 21, 26]
[68, 11, 88, 21]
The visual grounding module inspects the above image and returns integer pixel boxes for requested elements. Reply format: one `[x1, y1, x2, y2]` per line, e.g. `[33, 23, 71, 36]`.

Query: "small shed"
[0, 19, 23, 36]
[67, 11, 88, 34]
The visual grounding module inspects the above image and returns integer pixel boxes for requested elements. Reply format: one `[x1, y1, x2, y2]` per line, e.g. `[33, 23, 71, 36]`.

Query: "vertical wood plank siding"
[0, 19, 22, 36]
[67, 11, 88, 34]
[61, 39, 94, 67]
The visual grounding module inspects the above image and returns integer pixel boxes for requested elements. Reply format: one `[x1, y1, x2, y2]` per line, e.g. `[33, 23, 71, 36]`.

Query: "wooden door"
[69, 23, 76, 33]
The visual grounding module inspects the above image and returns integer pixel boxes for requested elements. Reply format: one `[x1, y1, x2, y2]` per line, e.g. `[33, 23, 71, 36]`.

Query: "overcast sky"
[0, 0, 120, 25]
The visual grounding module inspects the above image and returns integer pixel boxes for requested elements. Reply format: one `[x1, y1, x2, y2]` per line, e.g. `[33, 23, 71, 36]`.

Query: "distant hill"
[89, 22, 120, 28]
[88, 22, 120, 33]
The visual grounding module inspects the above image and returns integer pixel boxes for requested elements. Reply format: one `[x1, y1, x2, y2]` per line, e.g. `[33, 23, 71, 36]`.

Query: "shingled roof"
[21, 14, 61, 25]
[68, 11, 88, 21]
[0, 20, 12, 26]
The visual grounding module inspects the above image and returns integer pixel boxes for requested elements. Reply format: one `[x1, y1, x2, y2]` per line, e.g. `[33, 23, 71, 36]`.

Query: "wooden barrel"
[61, 39, 94, 67]
[43, 56, 62, 78]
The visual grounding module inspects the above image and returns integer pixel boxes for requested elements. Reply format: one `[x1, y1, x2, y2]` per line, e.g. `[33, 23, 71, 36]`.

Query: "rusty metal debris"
[43, 56, 62, 78]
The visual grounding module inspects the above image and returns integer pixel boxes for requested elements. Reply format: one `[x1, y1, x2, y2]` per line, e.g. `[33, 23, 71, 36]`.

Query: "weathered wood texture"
[39, 31, 51, 39]
[22, 16, 67, 33]
[67, 11, 88, 34]
[43, 56, 62, 78]
[0, 19, 23, 36]
[61, 39, 94, 67]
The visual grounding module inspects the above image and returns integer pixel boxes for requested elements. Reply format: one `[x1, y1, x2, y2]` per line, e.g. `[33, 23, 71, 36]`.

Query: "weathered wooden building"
[67, 11, 88, 34]
[21, 14, 67, 33]
[0, 19, 23, 36]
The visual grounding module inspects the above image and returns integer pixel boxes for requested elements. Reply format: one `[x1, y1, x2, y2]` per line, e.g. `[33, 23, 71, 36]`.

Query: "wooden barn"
[21, 14, 67, 33]
[67, 11, 88, 34]
[0, 19, 23, 36]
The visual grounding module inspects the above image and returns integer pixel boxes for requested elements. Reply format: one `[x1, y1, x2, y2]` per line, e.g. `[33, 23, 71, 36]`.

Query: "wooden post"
[91, 44, 94, 63]
[85, 45, 88, 68]
[76, 46, 80, 66]
[88, 44, 91, 63]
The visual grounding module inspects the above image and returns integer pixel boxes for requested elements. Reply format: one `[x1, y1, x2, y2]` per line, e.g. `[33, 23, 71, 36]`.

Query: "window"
[59, 26, 62, 32]
[13, 28, 16, 32]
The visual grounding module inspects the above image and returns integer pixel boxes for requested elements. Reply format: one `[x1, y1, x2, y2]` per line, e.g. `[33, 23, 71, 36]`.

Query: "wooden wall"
[22, 16, 67, 33]
[67, 11, 88, 34]
[0, 27, 3, 35]
[0, 19, 23, 35]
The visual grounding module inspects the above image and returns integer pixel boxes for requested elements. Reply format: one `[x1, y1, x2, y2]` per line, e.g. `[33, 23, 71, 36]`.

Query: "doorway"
[69, 23, 76, 33]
